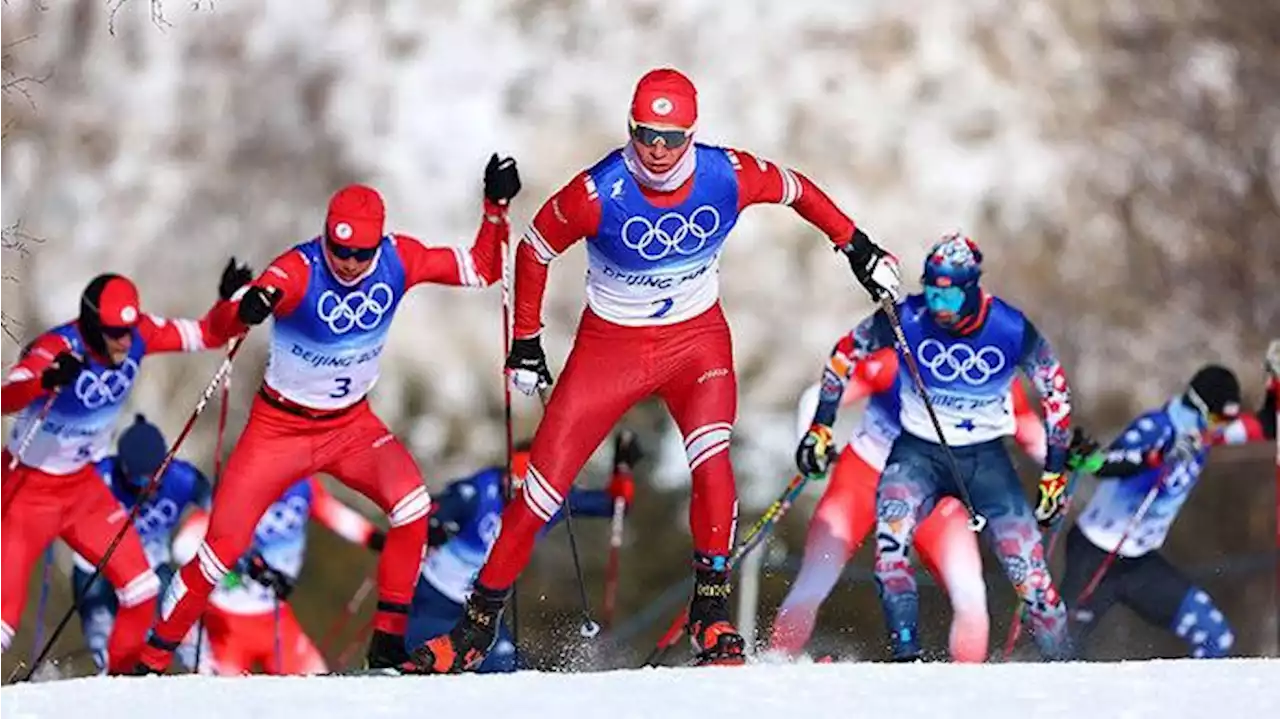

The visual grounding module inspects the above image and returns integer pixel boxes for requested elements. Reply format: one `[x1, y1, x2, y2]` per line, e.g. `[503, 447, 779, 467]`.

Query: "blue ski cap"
[921, 232, 983, 325]
[117, 414, 167, 488]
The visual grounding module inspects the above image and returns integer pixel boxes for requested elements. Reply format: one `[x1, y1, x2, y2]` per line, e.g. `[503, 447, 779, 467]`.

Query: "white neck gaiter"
[622, 141, 697, 192]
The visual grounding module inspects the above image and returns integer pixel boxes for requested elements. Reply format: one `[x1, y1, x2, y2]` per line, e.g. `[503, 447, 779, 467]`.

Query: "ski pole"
[194, 359, 233, 673]
[500, 222, 520, 653]
[532, 390, 600, 639]
[19, 335, 246, 682]
[878, 295, 985, 531]
[602, 495, 626, 630]
[643, 471, 813, 666]
[273, 597, 283, 674]
[1076, 479, 1163, 607]
[318, 572, 375, 660]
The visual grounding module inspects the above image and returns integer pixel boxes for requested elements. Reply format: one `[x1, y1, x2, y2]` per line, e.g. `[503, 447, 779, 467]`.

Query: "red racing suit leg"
[769, 445, 878, 655]
[1, 453, 158, 671]
[477, 308, 656, 591]
[652, 305, 739, 560]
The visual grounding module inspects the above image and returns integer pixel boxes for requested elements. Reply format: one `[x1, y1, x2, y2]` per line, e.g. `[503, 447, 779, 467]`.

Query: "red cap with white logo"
[326, 184, 386, 251]
[629, 68, 698, 130]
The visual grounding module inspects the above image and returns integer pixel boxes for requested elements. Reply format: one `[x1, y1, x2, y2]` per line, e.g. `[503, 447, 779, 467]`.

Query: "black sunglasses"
[630, 123, 691, 149]
[101, 325, 132, 340]
[326, 239, 377, 262]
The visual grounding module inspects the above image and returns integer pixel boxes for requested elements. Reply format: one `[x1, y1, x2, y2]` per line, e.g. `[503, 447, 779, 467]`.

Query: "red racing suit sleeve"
[728, 148, 859, 247]
[1, 332, 74, 414]
[513, 173, 603, 338]
[1011, 378, 1048, 465]
[397, 198, 509, 289]
[134, 295, 240, 355]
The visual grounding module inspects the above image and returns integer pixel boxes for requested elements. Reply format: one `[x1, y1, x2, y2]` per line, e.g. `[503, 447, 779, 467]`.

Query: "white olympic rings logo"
[133, 498, 180, 536]
[74, 359, 139, 409]
[620, 205, 720, 261]
[917, 339, 1006, 385]
[316, 282, 394, 334]
[255, 495, 309, 541]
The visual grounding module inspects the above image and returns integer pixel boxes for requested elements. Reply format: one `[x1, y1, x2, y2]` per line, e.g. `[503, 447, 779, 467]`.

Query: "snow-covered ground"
[3, 659, 1278, 719]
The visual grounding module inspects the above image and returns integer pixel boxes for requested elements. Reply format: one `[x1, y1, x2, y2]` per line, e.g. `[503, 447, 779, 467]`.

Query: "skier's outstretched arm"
[1090, 411, 1174, 478]
[204, 250, 312, 339]
[309, 477, 386, 551]
[135, 259, 253, 354]
[396, 201, 510, 289]
[730, 148, 900, 299]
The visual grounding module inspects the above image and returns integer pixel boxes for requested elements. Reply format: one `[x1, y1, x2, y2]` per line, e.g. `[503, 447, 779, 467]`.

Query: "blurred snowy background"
[2, 0, 1276, 670]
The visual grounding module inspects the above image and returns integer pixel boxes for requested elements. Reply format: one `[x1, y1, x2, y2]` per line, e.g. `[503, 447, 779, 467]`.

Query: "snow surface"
[2, 659, 1278, 719]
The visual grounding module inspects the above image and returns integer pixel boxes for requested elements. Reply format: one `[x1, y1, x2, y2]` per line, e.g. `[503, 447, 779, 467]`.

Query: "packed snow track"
[3, 658, 1277, 719]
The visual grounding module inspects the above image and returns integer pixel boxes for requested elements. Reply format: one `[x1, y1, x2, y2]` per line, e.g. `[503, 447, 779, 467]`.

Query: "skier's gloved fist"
[1034, 471, 1068, 527]
[1064, 427, 1104, 474]
[484, 153, 522, 205]
[218, 257, 254, 301]
[245, 551, 294, 600]
[1168, 432, 1203, 467]
[613, 430, 643, 470]
[237, 285, 280, 326]
[840, 228, 902, 302]
[795, 424, 835, 478]
[366, 529, 387, 552]
[506, 336, 553, 396]
[40, 351, 84, 390]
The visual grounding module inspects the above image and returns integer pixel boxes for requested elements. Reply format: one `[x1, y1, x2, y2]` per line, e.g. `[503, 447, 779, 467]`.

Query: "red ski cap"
[629, 68, 698, 130]
[326, 184, 386, 251]
[95, 275, 141, 329]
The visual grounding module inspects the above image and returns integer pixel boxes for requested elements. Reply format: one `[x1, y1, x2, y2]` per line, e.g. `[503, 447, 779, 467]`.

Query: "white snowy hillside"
[3, 659, 1279, 719]
[3, 0, 1277, 493]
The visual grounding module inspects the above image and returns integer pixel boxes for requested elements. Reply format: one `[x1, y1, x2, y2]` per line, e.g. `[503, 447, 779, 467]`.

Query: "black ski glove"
[41, 351, 84, 390]
[427, 515, 459, 548]
[218, 257, 254, 301]
[366, 529, 387, 552]
[484, 154, 522, 205]
[613, 430, 643, 470]
[237, 286, 280, 326]
[244, 551, 295, 600]
[839, 228, 901, 302]
[506, 336, 554, 397]
[795, 424, 836, 478]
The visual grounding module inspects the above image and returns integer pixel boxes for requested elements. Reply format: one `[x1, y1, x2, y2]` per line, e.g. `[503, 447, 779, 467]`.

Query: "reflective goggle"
[923, 285, 966, 315]
[101, 325, 133, 340]
[629, 121, 691, 149]
[325, 239, 378, 262]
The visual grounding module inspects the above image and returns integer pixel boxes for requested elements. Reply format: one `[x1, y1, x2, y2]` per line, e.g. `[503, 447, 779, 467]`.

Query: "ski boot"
[687, 555, 746, 667]
[363, 629, 411, 673]
[399, 584, 508, 674]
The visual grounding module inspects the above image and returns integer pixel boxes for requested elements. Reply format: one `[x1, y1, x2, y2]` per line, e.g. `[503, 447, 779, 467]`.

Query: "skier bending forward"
[136, 155, 522, 673]
[795, 233, 1074, 661]
[407, 66, 902, 673]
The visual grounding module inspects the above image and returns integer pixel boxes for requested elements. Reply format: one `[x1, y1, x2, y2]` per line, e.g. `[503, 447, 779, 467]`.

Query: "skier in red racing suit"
[406, 67, 903, 672]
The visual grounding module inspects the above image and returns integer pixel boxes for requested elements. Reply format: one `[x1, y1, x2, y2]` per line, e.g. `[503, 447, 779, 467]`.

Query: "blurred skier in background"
[171, 476, 386, 675]
[1062, 352, 1278, 659]
[771, 352, 1047, 662]
[408, 434, 637, 672]
[71, 415, 211, 673]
